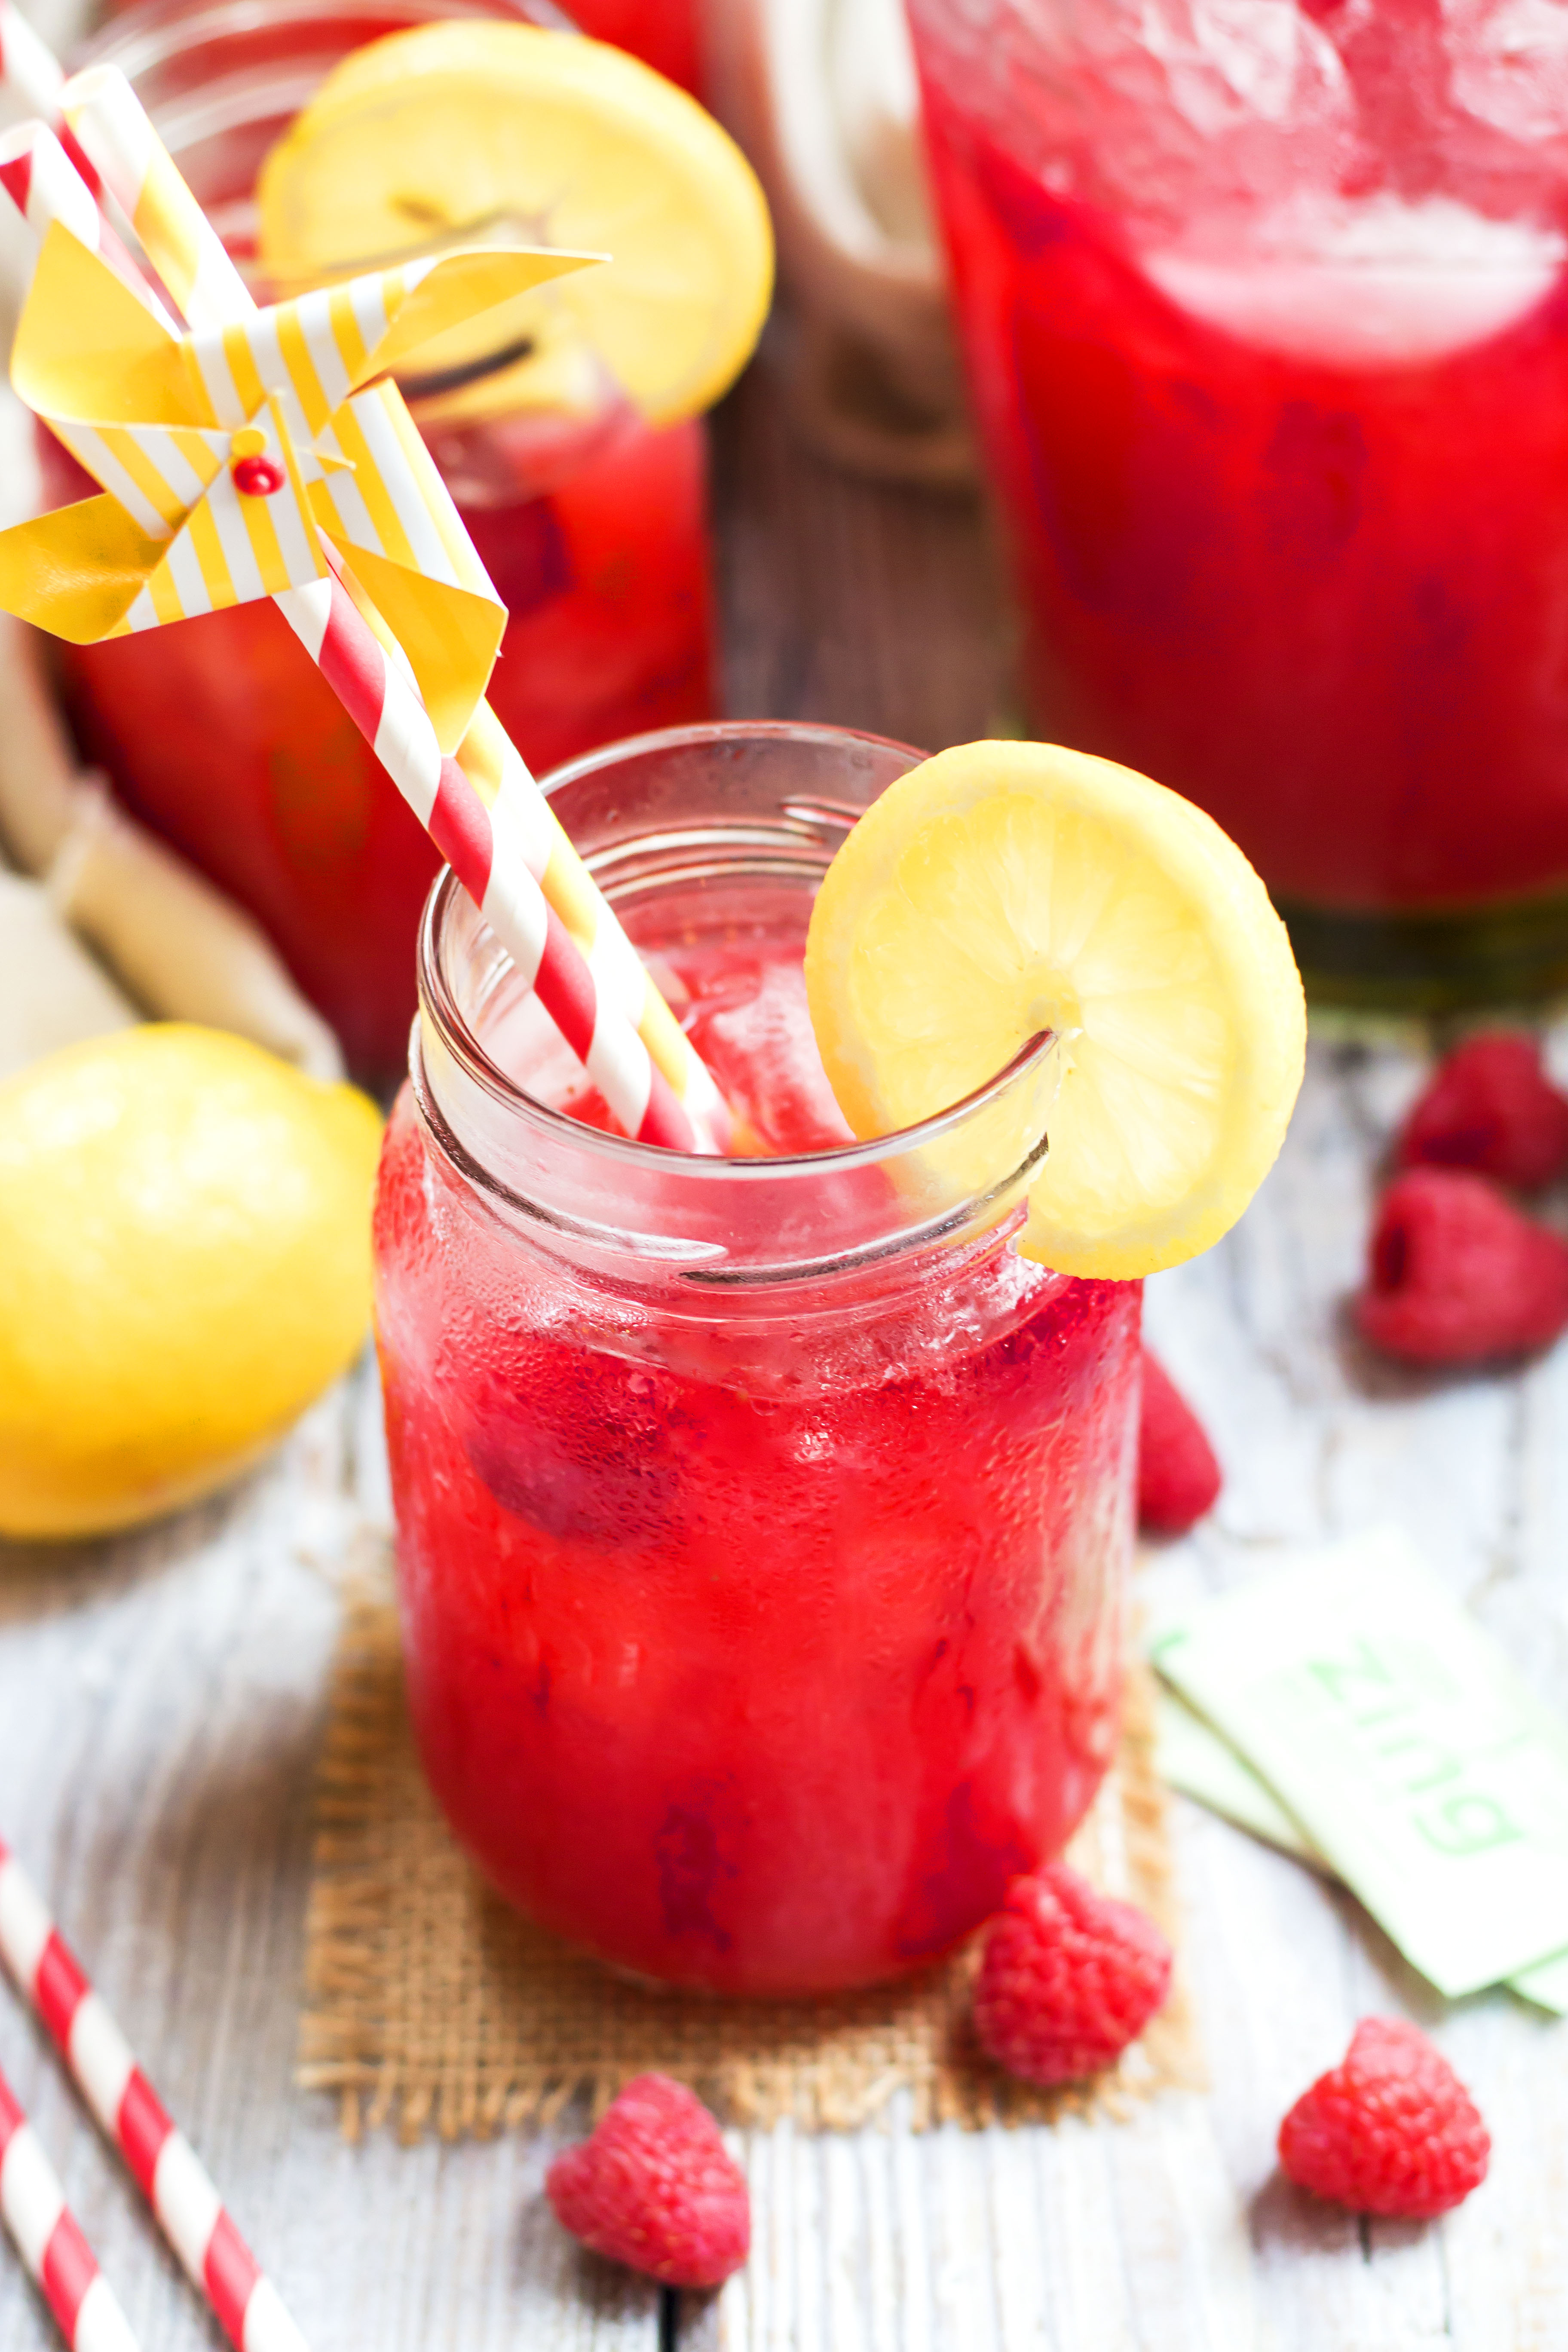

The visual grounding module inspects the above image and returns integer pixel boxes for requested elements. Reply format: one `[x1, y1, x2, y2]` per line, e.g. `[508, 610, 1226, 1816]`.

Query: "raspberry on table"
[973, 1863, 1173, 2086]
[546, 2073, 749, 2288]
[1398, 1031, 1568, 1191]
[1278, 2017, 1490, 2219]
[1139, 1347, 1222, 1534]
[1357, 1167, 1568, 1365]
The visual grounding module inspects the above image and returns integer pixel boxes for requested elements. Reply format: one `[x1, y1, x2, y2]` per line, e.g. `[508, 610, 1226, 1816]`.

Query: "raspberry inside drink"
[907, 0, 1568, 995]
[374, 725, 1139, 1994]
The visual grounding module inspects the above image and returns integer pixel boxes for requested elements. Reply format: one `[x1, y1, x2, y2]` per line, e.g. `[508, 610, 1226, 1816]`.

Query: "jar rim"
[78, 0, 572, 83]
[412, 720, 1064, 1287]
[416, 717, 1058, 1187]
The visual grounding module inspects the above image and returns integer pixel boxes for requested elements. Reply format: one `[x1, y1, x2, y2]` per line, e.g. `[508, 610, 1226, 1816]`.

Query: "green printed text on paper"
[1151, 1532, 1568, 1998]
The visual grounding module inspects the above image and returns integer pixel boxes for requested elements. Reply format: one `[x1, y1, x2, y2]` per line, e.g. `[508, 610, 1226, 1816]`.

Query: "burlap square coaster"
[298, 1577, 1200, 2141]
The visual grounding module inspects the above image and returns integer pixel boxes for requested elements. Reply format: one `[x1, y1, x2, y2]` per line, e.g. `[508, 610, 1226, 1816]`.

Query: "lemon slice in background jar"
[804, 742, 1306, 1280]
[257, 22, 774, 427]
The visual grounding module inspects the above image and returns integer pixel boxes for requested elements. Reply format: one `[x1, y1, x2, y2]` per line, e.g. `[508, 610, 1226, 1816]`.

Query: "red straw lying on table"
[0, 31, 733, 1153]
[0, 2064, 141, 2352]
[0, 1838, 309, 2352]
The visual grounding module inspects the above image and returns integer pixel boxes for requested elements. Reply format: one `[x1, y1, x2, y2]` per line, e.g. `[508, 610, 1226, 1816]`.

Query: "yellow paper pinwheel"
[0, 223, 597, 748]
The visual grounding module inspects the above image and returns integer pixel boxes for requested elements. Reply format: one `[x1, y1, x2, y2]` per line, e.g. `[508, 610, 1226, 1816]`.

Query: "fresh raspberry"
[546, 2074, 749, 2288]
[1278, 2018, 1490, 2219]
[1357, 1167, 1568, 1365]
[1398, 1032, 1568, 1190]
[1138, 1347, 1222, 1534]
[973, 1863, 1173, 2086]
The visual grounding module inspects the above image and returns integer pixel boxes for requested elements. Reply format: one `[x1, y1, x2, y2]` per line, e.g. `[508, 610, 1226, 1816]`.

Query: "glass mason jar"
[374, 722, 1141, 1995]
[906, 0, 1568, 1007]
[46, 0, 718, 1082]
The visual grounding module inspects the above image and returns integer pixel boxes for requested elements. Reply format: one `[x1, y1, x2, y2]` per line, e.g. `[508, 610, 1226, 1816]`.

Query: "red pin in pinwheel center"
[230, 427, 285, 498]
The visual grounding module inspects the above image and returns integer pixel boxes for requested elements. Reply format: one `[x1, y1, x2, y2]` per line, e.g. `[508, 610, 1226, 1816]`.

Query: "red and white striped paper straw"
[0, 114, 172, 323]
[52, 58, 732, 1153]
[0, 1839, 309, 2352]
[0, 0, 61, 120]
[278, 564, 701, 1137]
[0, 2065, 141, 2352]
[0, 113, 94, 240]
[0, 13, 175, 324]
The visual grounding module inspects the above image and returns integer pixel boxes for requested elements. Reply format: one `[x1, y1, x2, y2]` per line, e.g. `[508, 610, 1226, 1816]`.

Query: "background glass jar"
[568, 0, 705, 94]
[906, 0, 1568, 1007]
[44, 0, 718, 1082]
[98, 0, 710, 96]
[374, 722, 1141, 1995]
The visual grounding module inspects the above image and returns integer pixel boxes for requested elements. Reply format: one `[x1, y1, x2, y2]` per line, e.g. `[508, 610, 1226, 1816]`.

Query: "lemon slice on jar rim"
[803, 741, 1306, 1280]
[257, 21, 774, 427]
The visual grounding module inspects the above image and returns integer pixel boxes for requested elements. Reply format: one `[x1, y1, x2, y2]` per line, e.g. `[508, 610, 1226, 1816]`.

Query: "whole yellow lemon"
[0, 1024, 383, 1539]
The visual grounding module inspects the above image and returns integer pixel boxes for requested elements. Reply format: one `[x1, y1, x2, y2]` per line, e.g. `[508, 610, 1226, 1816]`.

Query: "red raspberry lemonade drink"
[568, 0, 706, 97]
[905, 0, 1568, 1001]
[374, 724, 1304, 1994]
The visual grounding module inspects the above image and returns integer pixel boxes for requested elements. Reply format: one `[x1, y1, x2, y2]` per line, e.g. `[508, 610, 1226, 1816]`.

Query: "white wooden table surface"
[3, 364, 1567, 2351]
